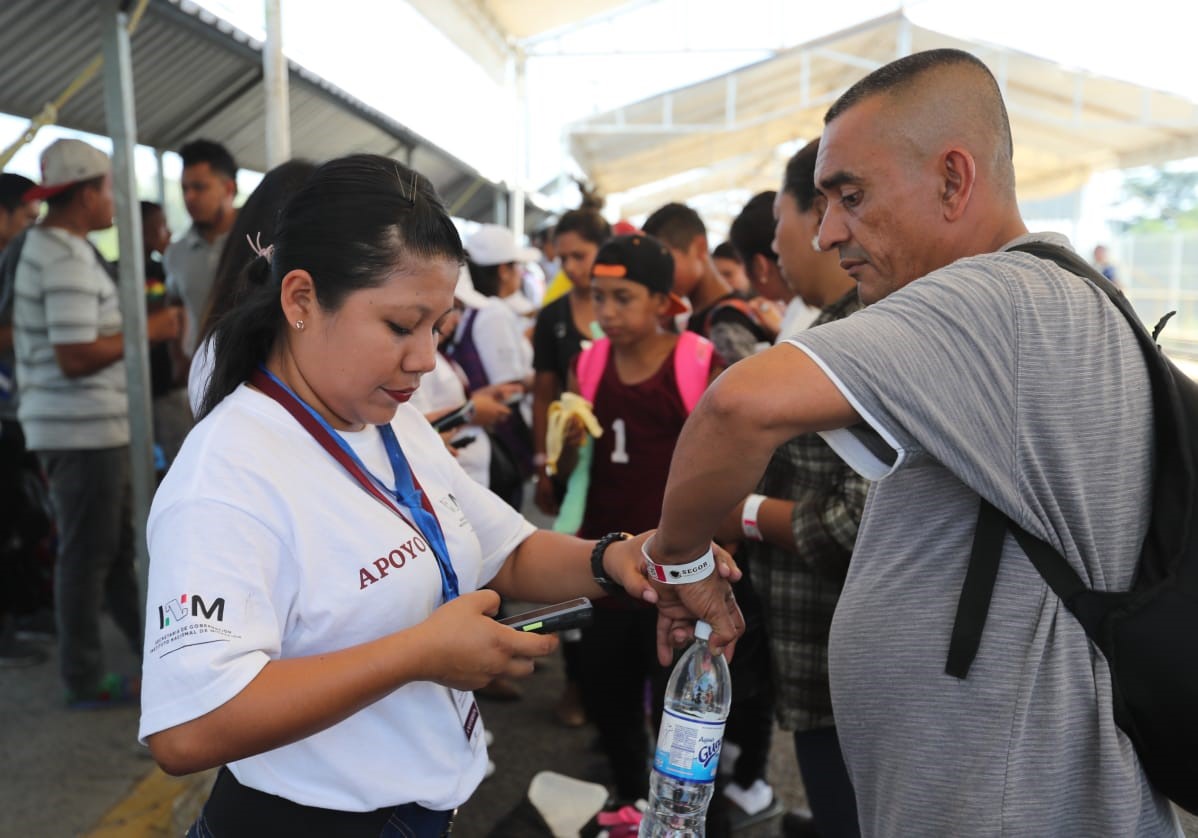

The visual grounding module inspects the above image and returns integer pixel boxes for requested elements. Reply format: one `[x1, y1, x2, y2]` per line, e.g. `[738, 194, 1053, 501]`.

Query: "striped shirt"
[742, 288, 866, 732]
[14, 225, 128, 450]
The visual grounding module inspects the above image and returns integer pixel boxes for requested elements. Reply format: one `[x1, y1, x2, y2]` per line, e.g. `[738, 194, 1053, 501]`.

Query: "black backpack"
[945, 241, 1198, 814]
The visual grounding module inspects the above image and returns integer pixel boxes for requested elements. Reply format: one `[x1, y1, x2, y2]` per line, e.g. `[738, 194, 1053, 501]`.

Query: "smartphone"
[432, 401, 475, 433]
[503, 391, 524, 407]
[499, 597, 593, 634]
[449, 435, 477, 450]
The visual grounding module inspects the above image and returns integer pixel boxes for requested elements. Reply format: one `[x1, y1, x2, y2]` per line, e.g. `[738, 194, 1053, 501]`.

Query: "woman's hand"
[638, 539, 745, 665]
[411, 590, 558, 691]
[600, 533, 745, 663]
[469, 393, 512, 429]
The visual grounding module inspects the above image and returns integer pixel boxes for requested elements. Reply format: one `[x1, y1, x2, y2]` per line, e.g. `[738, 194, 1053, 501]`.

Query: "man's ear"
[751, 252, 773, 285]
[223, 176, 237, 203]
[688, 235, 709, 262]
[279, 269, 317, 325]
[941, 147, 976, 222]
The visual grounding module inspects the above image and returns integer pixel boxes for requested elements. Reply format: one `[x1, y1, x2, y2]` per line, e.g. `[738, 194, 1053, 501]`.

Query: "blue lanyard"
[252, 366, 460, 604]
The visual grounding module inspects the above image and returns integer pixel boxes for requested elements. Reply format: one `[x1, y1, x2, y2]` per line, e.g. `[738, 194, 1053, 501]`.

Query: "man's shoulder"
[20, 226, 86, 265]
[163, 227, 201, 261]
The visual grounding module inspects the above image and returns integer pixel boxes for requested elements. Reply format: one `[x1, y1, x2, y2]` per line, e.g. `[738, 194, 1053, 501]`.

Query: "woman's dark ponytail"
[198, 255, 279, 419]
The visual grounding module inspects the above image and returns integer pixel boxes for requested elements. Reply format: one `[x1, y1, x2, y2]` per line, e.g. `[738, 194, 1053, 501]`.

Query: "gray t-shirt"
[14, 225, 128, 450]
[164, 224, 227, 357]
[789, 234, 1180, 836]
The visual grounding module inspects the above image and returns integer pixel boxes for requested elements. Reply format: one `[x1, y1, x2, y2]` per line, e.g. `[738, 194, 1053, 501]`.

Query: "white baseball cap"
[465, 224, 540, 267]
[24, 139, 110, 201]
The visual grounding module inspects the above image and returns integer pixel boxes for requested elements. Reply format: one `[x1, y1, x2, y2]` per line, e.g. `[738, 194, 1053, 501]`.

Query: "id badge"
[451, 688, 485, 758]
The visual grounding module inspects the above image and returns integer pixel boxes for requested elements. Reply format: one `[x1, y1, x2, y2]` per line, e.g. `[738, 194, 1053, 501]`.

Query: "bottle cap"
[694, 620, 712, 640]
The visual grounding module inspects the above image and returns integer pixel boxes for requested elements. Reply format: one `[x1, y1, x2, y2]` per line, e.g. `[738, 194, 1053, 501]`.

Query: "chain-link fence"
[1114, 232, 1198, 358]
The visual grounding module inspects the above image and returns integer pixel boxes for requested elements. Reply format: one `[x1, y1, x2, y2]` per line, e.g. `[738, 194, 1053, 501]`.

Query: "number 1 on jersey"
[611, 418, 630, 464]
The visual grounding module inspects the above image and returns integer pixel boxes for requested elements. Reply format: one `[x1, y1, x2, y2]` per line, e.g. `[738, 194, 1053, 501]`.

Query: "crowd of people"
[0, 43, 1183, 838]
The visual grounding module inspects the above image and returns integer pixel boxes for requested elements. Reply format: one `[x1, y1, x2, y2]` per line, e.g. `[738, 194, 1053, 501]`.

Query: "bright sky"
[2, 0, 1195, 238]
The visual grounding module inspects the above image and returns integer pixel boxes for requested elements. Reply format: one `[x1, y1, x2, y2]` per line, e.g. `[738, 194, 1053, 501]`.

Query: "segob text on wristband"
[642, 536, 716, 584]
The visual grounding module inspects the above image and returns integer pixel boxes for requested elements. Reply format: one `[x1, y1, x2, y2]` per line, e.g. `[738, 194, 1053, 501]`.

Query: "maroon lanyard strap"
[250, 368, 415, 522]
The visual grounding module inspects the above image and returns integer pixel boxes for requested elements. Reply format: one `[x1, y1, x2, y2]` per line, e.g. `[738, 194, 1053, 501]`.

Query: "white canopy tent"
[406, 2, 1198, 229]
[566, 11, 1198, 221]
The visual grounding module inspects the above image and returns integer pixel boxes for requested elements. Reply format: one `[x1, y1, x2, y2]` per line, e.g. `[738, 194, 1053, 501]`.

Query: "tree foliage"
[1118, 168, 1198, 232]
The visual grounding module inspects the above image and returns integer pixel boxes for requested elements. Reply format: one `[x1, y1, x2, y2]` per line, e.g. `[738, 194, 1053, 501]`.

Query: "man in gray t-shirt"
[645, 50, 1181, 836]
[163, 139, 237, 357]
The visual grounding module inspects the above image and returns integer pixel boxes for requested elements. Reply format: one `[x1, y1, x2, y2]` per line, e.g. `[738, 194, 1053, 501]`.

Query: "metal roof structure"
[565, 11, 1198, 219]
[0, 0, 542, 225]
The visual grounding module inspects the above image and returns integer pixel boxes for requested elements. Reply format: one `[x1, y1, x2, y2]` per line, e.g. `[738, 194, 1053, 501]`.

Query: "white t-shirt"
[409, 352, 492, 487]
[139, 385, 534, 812]
[461, 299, 532, 385]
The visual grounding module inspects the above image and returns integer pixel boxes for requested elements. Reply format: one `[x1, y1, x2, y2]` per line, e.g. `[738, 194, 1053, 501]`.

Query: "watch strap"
[591, 532, 630, 595]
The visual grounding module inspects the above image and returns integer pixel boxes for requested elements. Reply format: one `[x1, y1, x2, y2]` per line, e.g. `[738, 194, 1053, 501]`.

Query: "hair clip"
[394, 162, 417, 205]
[247, 232, 274, 263]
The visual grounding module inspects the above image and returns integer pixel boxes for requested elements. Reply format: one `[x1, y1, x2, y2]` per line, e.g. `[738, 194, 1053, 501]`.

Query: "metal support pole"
[101, 0, 155, 606]
[154, 147, 166, 207]
[263, 0, 290, 166]
[494, 189, 508, 226]
[509, 48, 527, 238]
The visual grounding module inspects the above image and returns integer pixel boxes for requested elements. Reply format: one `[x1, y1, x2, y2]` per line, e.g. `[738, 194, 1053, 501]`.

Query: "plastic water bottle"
[640, 621, 731, 837]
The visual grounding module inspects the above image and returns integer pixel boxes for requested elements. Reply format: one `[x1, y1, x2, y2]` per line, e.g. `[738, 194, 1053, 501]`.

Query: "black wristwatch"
[591, 532, 631, 596]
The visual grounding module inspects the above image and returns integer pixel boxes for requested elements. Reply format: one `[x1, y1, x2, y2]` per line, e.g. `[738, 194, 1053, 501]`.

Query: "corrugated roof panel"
[0, 0, 545, 226]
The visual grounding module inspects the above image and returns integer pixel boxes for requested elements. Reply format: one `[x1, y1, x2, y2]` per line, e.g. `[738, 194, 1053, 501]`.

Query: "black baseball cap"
[592, 234, 688, 315]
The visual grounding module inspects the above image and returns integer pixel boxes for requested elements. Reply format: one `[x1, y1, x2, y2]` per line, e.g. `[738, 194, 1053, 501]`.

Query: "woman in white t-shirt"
[139, 156, 735, 838]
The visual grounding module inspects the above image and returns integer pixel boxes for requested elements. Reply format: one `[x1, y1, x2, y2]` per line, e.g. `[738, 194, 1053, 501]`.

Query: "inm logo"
[158, 593, 225, 629]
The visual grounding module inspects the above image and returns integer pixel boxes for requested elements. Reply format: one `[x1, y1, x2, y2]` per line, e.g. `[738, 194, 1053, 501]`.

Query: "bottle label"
[652, 709, 726, 783]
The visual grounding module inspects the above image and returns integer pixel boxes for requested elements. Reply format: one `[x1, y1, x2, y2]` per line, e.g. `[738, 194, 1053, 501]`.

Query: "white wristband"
[642, 536, 716, 584]
[741, 494, 766, 542]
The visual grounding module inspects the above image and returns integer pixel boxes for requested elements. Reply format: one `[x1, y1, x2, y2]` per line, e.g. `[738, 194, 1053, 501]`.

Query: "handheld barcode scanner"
[499, 597, 593, 634]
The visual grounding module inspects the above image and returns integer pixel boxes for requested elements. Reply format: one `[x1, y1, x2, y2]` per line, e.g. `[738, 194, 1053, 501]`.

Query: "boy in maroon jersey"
[556, 234, 721, 803]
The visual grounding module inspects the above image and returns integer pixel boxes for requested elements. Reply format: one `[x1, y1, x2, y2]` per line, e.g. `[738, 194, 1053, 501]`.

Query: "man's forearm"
[655, 344, 860, 565]
[655, 366, 791, 563]
[54, 334, 124, 378]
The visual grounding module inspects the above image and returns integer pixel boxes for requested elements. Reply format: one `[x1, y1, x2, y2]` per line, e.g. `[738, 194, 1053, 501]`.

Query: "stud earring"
[295, 320, 305, 331]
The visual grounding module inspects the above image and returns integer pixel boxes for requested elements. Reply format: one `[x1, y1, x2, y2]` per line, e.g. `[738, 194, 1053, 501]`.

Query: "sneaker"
[66, 673, 140, 710]
[0, 634, 48, 668]
[725, 780, 784, 830]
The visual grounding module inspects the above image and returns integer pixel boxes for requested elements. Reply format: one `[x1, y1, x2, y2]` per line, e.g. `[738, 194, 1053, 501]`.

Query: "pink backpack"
[575, 330, 714, 411]
[551, 331, 714, 535]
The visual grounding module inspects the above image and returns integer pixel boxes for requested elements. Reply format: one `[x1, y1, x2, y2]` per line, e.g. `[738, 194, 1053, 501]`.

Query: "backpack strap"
[674, 331, 714, 414]
[946, 241, 1175, 679]
[703, 296, 767, 339]
[576, 338, 611, 404]
[576, 334, 711, 412]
